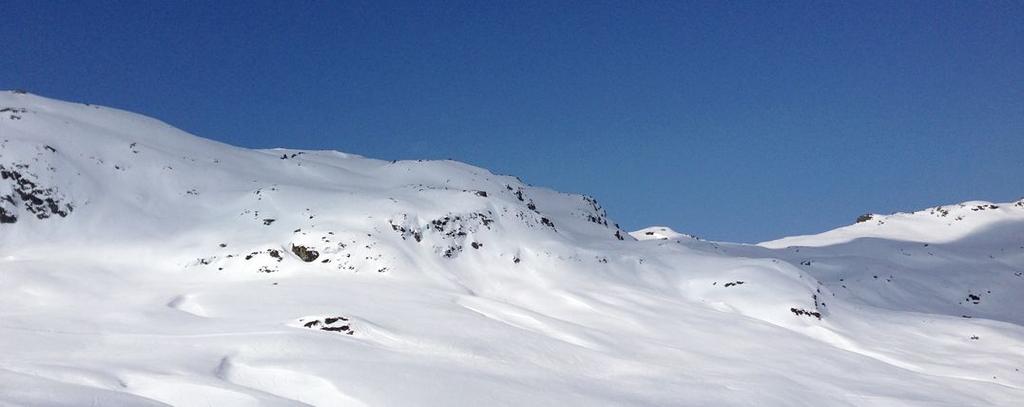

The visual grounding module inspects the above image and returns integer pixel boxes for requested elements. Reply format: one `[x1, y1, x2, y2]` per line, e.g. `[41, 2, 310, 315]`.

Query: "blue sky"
[3, 1, 1022, 242]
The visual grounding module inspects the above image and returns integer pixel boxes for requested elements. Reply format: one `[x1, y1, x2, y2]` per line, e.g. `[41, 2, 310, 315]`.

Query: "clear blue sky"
[3, 1, 1022, 242]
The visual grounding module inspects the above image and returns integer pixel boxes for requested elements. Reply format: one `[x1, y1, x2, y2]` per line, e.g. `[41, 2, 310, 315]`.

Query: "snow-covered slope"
[761, 201, 1024, 248]
[750, 200, 1024, 325]
[2, 91, 1023, 406]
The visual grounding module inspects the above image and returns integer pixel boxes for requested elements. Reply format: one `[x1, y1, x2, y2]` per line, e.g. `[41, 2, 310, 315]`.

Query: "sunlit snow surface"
[1, 91, 1023, 406]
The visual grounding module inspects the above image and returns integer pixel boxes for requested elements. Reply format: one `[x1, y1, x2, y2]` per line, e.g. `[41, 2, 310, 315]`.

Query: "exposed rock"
[790, 307, 822, 319]
[0, 163, 73, 223]
[298, 315, 354, 335]
[292, 244, 320, 262]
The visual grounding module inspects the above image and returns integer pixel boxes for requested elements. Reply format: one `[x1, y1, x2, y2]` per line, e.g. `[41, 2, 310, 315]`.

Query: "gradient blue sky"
[3, 1, 1022, 242]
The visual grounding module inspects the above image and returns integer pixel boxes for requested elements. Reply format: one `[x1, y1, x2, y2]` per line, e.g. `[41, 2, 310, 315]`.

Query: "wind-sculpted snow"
[1, 90, 1023, 406]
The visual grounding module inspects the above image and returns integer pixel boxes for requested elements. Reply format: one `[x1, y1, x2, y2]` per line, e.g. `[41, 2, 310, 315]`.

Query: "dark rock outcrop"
[291, 244, 320, 262]
[0, 163, 74, 223]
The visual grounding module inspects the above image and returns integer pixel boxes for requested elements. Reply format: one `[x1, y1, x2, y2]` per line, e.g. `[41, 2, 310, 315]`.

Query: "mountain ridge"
[2, 90, 1023, 406]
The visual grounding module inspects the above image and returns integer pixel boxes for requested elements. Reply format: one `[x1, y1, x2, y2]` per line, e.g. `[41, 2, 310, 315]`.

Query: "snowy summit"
[2, 91, 1023, 406]
[629, 226, 695, 241]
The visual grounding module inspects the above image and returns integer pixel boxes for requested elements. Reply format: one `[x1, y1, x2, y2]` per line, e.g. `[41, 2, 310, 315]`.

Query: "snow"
[1, 90, 1023, 406]
[629, 226, 694, 241]
[760, 201, 1024, 248]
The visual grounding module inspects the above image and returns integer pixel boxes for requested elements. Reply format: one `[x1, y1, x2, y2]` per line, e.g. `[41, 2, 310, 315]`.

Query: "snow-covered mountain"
[2, 90, 1023, 406]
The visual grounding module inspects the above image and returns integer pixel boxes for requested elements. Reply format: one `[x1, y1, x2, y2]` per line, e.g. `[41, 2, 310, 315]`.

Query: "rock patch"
[0, 162, 73, 223]
[297, 316, 354, 335]
[790, 307, 822, 319]
[292, 244, 320, 262]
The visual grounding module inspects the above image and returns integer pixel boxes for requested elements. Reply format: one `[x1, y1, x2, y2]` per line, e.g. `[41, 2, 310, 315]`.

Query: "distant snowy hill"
[761, 200, 1024, 248]
[628, 226, 696, 241]
[2, 90, 1023, 406]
